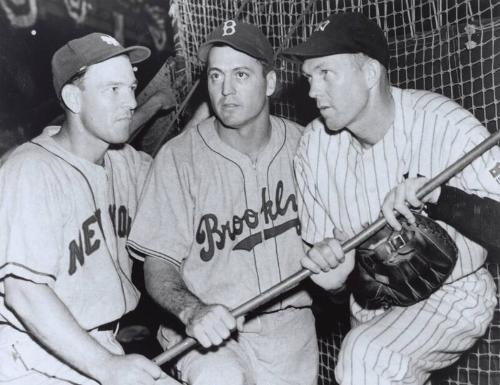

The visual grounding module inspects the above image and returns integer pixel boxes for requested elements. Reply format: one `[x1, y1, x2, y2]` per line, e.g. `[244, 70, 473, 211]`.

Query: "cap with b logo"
[51, 32, 151, 99]
[198, 20, 274, 68]
[280, 12, 389, 69]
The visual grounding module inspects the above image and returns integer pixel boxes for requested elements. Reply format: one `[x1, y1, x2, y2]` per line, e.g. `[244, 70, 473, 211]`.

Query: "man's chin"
[108, 129, 132, 145]
[321, 116, 343, 133]
[217, 115, 244, 129]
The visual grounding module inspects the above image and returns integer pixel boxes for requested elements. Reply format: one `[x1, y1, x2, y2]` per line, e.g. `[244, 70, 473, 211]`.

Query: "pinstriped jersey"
[0, 126, 151, 331]
[295, 87, 500, 281]
[128, 116, 311, 311]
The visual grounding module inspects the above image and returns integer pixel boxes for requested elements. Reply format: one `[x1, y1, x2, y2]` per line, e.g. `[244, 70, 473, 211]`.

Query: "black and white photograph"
[0, 1, 499, 384]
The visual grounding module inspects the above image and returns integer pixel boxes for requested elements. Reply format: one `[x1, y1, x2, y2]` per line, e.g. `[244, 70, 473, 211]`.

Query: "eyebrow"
[101, 80, 138, 87]
[208, 65, 253, 72]
[302, 60, 333, 76]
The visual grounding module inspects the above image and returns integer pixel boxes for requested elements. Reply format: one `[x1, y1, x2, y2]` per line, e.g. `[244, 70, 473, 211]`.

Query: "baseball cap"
[198, 20, 274, 69]
[280, 13, 389, 69]
[52, 32, 151, 99]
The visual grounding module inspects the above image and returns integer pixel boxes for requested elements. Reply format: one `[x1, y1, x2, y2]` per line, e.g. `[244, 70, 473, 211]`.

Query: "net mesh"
[168, 1, 500, 384]
[170, 0, 500, 132]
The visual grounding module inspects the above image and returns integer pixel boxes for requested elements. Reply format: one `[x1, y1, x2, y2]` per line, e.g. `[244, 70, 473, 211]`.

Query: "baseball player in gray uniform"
[127, 21, 318, 385]
[0, 33, 179, 385]
[281, 12, 500, 385]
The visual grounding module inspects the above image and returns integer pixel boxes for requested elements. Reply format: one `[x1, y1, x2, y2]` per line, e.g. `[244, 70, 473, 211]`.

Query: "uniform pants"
[161, 307, 318, 385]
[335, 268, 497, 385]
[0, 324, 177, 385]
[0, 324, 123, 385]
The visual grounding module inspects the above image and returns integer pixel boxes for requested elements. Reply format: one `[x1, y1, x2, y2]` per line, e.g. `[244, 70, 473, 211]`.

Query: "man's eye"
[236, 71, 248, 80]
[209, 73, 221, 81]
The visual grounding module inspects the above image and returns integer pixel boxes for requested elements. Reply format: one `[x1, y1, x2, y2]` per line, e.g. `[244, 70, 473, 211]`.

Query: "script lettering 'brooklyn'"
[196, 181, 301, 261]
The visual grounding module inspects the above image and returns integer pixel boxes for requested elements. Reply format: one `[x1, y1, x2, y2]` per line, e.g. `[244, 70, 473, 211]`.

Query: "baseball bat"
[153, 129, 500, 366]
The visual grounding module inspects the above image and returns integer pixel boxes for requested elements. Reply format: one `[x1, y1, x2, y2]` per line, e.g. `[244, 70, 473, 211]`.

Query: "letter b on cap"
[222, 20, 237, 36]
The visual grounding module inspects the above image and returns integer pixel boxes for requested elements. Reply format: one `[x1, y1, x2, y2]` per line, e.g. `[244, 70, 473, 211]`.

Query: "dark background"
[0, 0, 175, 153]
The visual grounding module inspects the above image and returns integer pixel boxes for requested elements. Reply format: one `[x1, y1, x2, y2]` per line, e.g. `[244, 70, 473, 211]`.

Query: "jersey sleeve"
[0, 155, 64, 286]
[117, 144, 153, 198]
[293, 122, 335, 244]
[127, 144, 193, 267]
[133, 150, 153, 197]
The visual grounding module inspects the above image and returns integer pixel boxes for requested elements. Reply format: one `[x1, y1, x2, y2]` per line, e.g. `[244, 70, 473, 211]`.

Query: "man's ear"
[265, 70, 277, 97]
[61, 84, 81, 113]
[364, 58, 382, 89]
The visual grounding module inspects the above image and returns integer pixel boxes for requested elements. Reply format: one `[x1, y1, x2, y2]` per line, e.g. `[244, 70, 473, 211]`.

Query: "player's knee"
[341, 328, 373, 361]
[336, 328, 379, 379]
[336, 328, 410, 383]
[188, 358, 252, 385]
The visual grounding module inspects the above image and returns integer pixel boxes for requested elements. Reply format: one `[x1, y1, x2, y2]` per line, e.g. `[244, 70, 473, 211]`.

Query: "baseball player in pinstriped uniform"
[281, 12, 499, 385]
[0, 33, 179, 385]
[127, 21, 318, 385]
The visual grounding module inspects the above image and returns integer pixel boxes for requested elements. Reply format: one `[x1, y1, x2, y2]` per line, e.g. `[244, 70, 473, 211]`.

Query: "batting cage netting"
[165, 1, 500, 384]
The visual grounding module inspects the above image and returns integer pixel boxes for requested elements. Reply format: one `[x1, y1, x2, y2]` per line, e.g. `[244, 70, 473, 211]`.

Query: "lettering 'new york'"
[195, 180, 301, 261]
[67, 204, 131, 275]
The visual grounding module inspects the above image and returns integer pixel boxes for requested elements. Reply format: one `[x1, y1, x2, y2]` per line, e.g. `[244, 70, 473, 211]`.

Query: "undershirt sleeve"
[426, 184, 500, 250]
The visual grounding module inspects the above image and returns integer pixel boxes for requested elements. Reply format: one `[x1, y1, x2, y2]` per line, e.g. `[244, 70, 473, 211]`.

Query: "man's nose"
[222, 77, 236, 96]
[308, 77, 320, 99]
[124, 88, 137, 110]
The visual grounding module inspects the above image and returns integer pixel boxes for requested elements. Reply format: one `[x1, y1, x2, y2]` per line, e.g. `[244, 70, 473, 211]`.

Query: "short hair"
[67, 68, 87, 90]
[350, 53, 390, 91]
[60, 69, 87, 110]
[207, 43, 274, 76]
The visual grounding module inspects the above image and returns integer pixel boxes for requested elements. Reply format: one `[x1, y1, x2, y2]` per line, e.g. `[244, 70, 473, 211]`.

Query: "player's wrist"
[312, 272, 346, 291]
[428, 186, 441, 204]
[327, 283, 346, 295]
[87, 350, 116, 382]
[179, 300, 205, 325]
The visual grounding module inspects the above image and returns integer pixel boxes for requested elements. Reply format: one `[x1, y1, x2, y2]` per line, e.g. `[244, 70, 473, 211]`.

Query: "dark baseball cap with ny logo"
[51, 32, 151, 99]
[281, 12, 389, 69]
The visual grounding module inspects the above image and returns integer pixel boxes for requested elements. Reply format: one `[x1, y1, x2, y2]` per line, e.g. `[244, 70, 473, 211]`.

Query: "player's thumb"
[333, 228, 349, 242]
[236, 316, 245, 331]
[137, 356, 164, 379]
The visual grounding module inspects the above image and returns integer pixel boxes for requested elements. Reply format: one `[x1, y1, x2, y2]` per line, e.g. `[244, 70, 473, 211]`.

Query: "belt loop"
[97, 320, 120, 333]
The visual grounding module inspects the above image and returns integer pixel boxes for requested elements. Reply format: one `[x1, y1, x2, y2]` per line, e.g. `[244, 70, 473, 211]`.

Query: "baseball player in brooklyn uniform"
[127, 21, 318, 385]
[0, 33, 179, 385]
[281, 12, 500, 385]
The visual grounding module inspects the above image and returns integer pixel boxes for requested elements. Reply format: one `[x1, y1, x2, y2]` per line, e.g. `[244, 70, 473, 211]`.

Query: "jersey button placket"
[355, 155, 372, 228]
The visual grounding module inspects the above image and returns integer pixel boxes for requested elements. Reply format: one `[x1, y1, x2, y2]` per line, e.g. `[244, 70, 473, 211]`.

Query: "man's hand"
[131, 89, 176, 132]
[300, 230, 355, 291]
[95, 354, 180, 385]
[144, 258, 242, 350]
[181, 303, 244, 348]
[148, 89, 176, 111]
[381, 177, 441, 230]
[3, 277, 181, 385]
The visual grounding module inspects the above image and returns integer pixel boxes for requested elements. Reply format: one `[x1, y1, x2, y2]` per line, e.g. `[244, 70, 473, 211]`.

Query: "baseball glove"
[350, 212, 458, 309]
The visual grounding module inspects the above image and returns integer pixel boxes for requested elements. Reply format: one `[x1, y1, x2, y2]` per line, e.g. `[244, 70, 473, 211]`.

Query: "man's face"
[302, 54, 369, 133]
[77, 55, 138, 144]
[206, 46, 274, 129]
